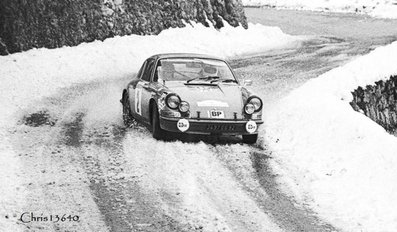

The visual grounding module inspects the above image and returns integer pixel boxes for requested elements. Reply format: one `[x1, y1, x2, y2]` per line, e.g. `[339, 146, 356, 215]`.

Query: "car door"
[128, 60, 146, 119]
[132, 58, 156, 124]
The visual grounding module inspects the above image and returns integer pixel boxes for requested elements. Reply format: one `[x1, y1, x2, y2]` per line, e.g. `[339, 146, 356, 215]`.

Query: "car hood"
[165, 82, 246, 119]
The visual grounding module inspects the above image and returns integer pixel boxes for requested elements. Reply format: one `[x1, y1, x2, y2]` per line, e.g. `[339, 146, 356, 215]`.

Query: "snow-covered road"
[10, 75, 335, 232]
[4, 9, 397, 232]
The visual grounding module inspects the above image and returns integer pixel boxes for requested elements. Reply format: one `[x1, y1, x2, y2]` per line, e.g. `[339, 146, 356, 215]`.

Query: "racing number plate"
[209, 110, 225, 119]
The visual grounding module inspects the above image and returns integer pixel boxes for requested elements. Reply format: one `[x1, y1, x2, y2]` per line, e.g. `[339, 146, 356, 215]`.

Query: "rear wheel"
[151, 104, 167, 140]
[242, 134, 258, 144]
[122, 93, 133, 126]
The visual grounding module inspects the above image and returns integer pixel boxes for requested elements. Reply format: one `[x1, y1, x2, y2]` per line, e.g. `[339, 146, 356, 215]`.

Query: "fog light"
[244, 103, 255, 115]
[179, 101, 190, 113]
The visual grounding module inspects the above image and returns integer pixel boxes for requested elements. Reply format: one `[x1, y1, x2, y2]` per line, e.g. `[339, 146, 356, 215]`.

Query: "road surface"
[8, 8, 397, 232]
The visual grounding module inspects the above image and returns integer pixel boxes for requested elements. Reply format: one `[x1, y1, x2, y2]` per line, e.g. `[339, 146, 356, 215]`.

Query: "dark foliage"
[0, 0, 247, 55]
[350, 75, 397, 133]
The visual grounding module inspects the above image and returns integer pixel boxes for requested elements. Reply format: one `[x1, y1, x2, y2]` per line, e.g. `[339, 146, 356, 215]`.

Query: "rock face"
[0, 0, 247, 55]
[350, 75, 397, 133]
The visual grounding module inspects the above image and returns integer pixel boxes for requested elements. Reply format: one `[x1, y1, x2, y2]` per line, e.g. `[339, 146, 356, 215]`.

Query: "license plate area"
[206, 124, 236, 131]
[209, 110, 224, 119]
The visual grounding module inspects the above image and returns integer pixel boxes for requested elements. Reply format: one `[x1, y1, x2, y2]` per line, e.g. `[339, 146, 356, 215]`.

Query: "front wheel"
[122, 93, 133, 126]
[242, 134, 258, 144]
[151, 104, 167, 140]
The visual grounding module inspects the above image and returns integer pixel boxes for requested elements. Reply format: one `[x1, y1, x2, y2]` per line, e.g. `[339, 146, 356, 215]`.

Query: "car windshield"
[156, 58, 236, 83]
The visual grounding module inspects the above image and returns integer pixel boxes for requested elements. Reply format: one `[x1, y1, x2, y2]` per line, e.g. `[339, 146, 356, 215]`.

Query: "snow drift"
[262, 41, 397, 231]
[243, 0, 397, 19]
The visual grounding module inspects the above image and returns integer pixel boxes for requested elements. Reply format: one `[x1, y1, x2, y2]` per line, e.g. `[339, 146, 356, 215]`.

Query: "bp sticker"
[177, 119, 190, 132]
[245, 121, 257, 134]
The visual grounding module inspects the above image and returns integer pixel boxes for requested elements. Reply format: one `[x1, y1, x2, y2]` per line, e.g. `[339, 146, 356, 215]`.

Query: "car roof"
[149, 53, 225, 61]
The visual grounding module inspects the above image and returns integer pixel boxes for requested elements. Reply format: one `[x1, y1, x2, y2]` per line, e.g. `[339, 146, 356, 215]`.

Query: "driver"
[202, 65, 218, 78]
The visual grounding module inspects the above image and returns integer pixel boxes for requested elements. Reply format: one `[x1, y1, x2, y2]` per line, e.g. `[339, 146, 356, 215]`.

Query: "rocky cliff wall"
[350, 75, 397, 133]
[0, 0, 247, 55]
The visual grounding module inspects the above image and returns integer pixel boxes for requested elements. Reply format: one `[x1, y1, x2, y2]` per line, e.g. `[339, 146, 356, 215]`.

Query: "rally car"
[121, 53, 263, 143]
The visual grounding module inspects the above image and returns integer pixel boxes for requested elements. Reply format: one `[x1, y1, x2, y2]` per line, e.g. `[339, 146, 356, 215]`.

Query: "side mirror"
[243, 79, 253, 86]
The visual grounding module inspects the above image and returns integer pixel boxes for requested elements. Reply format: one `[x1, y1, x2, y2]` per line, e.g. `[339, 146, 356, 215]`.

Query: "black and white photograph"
[1, 0, 397, 231]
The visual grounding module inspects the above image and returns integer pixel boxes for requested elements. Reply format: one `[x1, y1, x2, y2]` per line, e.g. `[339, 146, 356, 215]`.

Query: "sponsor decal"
[245, 121, 257, 134]
[134, 85, 143, 116]
[208, 110, 225, 119]
[177, 119, 189, 132]
[197, 100, 229, 107]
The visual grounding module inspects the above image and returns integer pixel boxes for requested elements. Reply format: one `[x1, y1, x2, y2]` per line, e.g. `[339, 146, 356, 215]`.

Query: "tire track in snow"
[121, 131, 283, 232]
[55, 80, 194, 232]
[250, 149, 337, 231]
[79, 129, 190, 232]
[208, 144, 337, 232]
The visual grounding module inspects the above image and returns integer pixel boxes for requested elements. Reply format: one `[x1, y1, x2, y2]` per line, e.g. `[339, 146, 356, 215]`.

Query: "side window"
[141, 58, 155, 82]
[153, 60, 161, 82]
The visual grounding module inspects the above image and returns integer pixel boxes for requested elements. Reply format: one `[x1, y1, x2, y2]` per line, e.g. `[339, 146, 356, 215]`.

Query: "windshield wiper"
[186, 76, 220, 83]
[210, 79, 238, 84]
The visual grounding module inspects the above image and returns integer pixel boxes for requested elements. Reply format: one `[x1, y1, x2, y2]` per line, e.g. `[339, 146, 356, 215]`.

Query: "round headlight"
[165, 94, 181, 109]
[244, 103, 255, 115]
[179, 101, 190, 113]
[248, 96, 262, 111]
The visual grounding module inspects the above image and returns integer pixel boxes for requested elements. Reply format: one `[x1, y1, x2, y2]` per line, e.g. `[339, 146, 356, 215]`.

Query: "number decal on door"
[135, 85, 142, 115]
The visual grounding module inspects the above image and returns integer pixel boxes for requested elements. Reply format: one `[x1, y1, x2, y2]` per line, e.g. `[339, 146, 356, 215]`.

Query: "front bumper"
[159, 116, 263, 135]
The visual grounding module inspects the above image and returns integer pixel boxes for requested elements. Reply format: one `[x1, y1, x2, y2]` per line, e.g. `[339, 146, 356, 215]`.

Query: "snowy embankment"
[0, 22, 297, 231]
[262, 41, 397, 231]
[243, 0, 397, 19]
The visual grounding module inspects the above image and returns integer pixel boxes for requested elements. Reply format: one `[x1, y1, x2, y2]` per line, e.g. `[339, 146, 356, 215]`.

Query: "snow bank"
[262, 41, 397, 231]
[370, 3, 397, 18]
[0, 21, 297, 231]
[243, 0, 397, 19]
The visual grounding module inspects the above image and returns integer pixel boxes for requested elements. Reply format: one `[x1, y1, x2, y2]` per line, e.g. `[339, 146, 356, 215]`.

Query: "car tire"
[122, 93, 133, 127]
[152, 104, 167, 140]
[242, 134, 258, 144]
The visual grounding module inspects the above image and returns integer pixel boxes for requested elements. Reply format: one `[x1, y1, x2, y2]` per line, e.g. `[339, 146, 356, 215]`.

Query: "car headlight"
[244, 103, 255, 115]
[247, 96, 262, 112]
[165, 93, 181, 109]
[179, 101, 190, 113]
